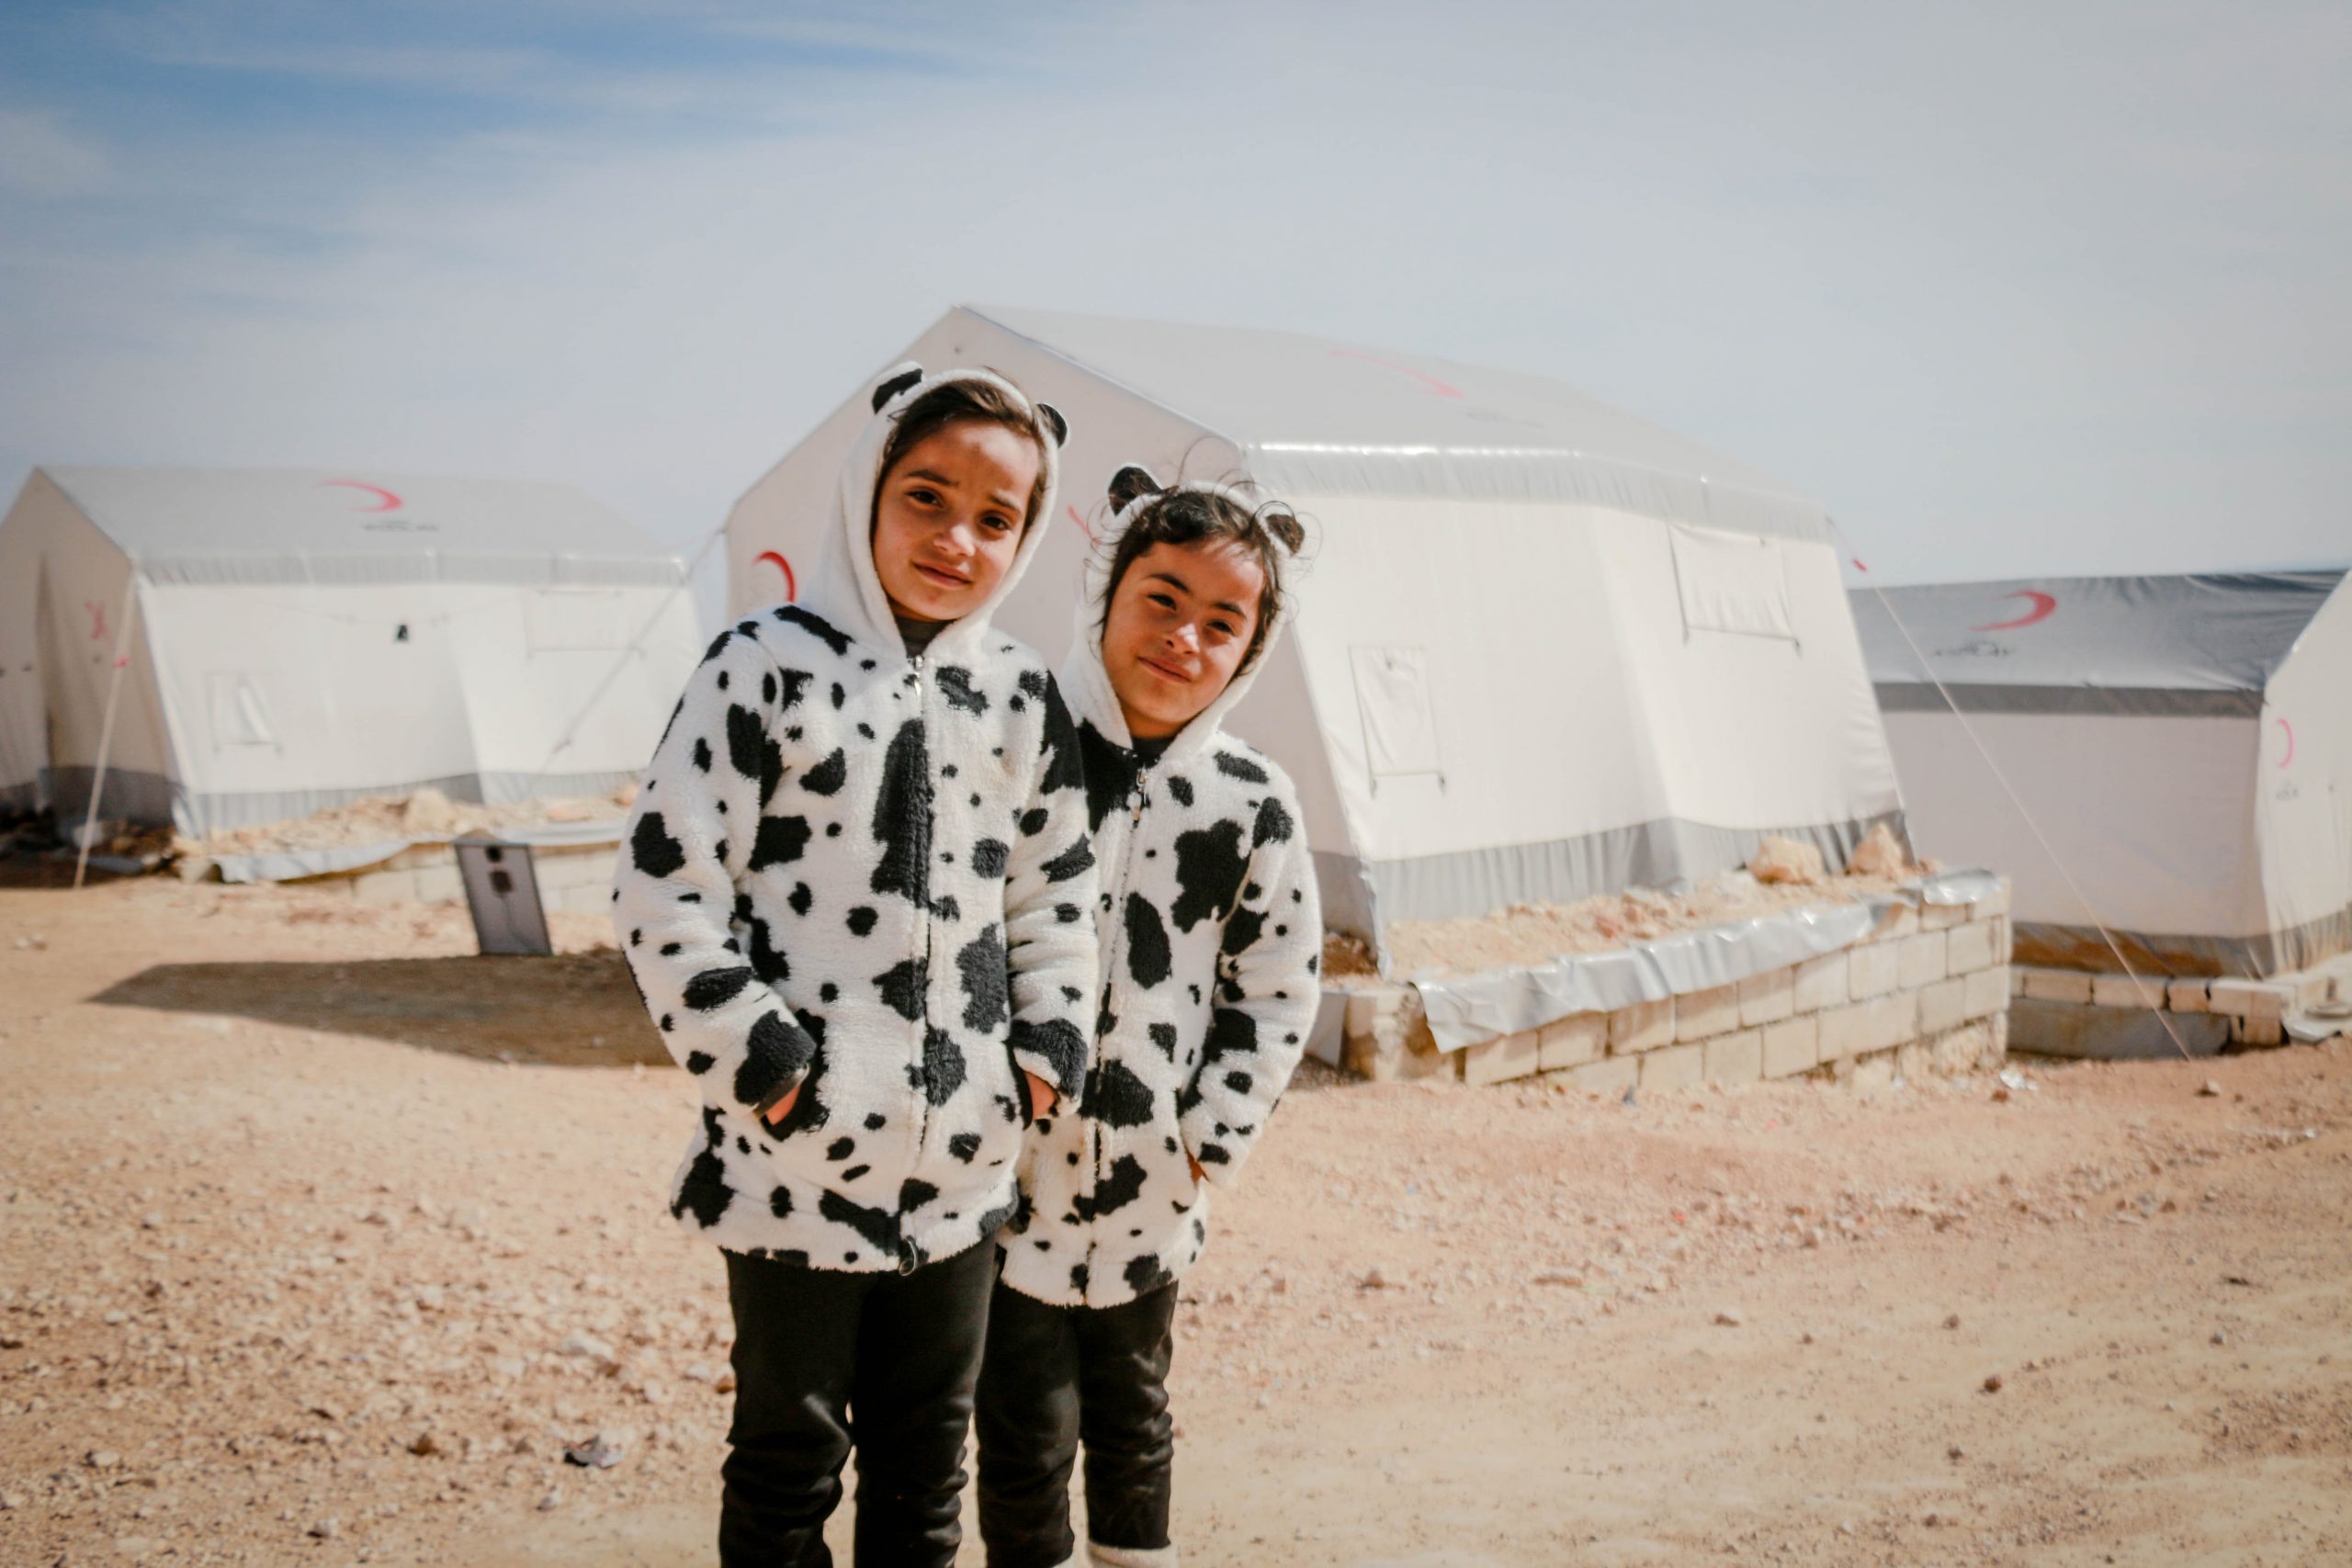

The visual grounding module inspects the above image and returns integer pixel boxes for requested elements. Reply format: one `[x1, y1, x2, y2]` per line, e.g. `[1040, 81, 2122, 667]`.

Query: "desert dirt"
[3, 867, 2348, 1567]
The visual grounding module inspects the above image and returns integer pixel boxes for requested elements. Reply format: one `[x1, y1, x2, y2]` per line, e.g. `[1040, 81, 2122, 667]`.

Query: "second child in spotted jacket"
[978, 468, 1322, 1568]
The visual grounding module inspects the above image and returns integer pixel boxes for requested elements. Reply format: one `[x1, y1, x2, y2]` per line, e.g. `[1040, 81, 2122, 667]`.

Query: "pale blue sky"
[4, 1, 2346, 599]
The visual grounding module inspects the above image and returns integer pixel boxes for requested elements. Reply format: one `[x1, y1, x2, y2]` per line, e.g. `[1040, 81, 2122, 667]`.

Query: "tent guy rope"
[1832, 521, 2198, 1061]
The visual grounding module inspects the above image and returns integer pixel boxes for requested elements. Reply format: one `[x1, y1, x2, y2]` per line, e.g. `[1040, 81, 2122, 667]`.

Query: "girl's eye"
[1147, 592, 1176, 610]
[1209, 620, 1236, 638]
[906, 487, 940, 507]
[982, 513, 1013, 534]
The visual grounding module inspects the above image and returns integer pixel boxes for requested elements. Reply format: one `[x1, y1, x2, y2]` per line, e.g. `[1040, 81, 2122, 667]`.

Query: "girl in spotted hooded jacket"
[612, 367, 1100, 1568]
[976, 468, 1320, 1568]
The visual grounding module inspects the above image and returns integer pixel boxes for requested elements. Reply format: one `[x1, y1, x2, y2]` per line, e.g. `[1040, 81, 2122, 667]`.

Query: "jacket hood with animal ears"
[799, 362, 1069, 663]
[1059, 463, 1301, 766]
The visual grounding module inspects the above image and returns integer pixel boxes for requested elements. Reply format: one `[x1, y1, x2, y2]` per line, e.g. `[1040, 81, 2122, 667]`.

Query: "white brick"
[1674, 984, 1739, 1043]
[1963, 965, 2011, 1021]
[1923, 898, 1969, 930]
[1462, 1029, 1541, 1087]
[1760, 1016, 1820, 1077]
[2208, 979, 2290, 1020]
[1537, 1012, 1606, 1072]
[1849, 942, 1901, 999]
[1792, 953, 1849, 1013]
[2233, 1015, 2284, 1047]
[352, 867, 419, 907]
[1819, 994, 1916, 1060]
[1641, 1043, 1704, 1093]
[1897, 932, 1950, 990]
[2021, 968, 2092, 1003]
[1345, 989, 1401, 1036]
[2165, 979, 2210, 1014]
[1736, 966, 1796, 1027]
[2090, 974, 2165, 1010]
[1993, 916, 2013, 964]
[413, 863, 464, 904]
[1609, 998, 1674, 1055]
[1704, 1029, 1764, 1086]
[1566, 1055, 1638, 1097]
[1946, 920, 1997, 974]
[1971, 882, 2012, 919]
[1917, 976, 1968, 1035]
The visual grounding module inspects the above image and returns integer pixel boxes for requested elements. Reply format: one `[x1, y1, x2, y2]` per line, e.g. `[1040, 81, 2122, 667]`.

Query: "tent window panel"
[1350, 645, 1443, 781]
[1669, 524, 1797, 643]
[206, 673, 278, 749]
[526, 590, 628, 651]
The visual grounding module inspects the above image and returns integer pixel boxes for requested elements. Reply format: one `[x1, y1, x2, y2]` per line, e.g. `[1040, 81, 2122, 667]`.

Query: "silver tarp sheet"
[1411, 869, 2004, 1052]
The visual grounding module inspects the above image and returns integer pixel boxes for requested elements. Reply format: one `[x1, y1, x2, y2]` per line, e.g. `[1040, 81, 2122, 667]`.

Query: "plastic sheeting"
[210, 818, 623, 885]
[1412, 869, 2003, 1052]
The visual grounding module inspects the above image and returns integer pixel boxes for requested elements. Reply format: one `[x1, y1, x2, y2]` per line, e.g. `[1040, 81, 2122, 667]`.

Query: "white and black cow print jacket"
[613, 367, 1099, 1274]
[999, 476, 1322, 1310]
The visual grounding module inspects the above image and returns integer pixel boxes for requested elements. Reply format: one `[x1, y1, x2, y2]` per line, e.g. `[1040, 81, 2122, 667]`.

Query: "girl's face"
[871, 420, 1040, 624]
[1102, 539, 1266, 740]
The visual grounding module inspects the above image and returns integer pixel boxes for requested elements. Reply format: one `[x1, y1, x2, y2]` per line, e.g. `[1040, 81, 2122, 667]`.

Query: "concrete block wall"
[2012, 961, 2346, 1049]
[299, 842, 620, 916]
[1340, 883, 2014, 1091]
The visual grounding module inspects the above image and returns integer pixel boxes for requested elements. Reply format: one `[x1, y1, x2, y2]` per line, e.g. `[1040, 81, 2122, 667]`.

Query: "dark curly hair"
[1099, 470, 1306, 673]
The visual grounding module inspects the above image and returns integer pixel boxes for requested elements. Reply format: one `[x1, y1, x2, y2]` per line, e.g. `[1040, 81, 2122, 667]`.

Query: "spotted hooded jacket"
[998, 473, 1322, 1310]
[612, 366, 1099, 1274]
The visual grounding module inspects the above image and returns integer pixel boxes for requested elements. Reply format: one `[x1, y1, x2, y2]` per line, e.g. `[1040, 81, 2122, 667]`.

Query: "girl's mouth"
[1137, 655, 1192, 685]
[914, 562, 970, 588]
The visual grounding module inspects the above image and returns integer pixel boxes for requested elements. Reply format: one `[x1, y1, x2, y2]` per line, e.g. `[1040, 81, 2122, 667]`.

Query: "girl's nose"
[938, 519, 978, 558]
[1166, 622, 1200, 654]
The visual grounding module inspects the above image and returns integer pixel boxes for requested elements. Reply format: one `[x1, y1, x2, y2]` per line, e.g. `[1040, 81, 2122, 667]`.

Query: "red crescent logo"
[1067, 503, 1093, 542]
[2277, 716, 2295, 769]
[322, 479, 402, 513]
[755, 549, 797, 603]
[1973, 590, 2056, 631]
[1329, 347, 1464, 400]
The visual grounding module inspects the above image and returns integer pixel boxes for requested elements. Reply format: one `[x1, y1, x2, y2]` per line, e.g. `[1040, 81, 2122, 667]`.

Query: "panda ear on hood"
[870, 363, 924, 412]
[1107, 464, 1165, 513]
[1261, 505, 1306, 556]
[1036, 401, 1069, 446]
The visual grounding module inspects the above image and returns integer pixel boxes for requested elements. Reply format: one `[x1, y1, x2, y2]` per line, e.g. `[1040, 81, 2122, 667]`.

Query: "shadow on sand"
[92, 951, 668, 1067]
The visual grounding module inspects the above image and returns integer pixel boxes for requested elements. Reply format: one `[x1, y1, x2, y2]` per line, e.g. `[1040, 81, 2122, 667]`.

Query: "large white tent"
[0, 467, 702, 837]
[728, 307, 1904, 957]
[1852, 572, 2352, 977]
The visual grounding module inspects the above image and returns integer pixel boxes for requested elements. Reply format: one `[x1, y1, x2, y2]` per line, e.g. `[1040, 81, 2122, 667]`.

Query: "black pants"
[974, 1276, 1180, 1567]
[720, 1240, 998, 1567]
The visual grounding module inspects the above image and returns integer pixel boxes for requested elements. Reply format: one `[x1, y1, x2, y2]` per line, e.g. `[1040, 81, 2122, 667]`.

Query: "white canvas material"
[1856, 572, 2352, 975]
[726, 307, 1904, 958]
[0, 467, 700, 836]
[999, 475, 1321, 1310]
[613, 367, 1102, 1271]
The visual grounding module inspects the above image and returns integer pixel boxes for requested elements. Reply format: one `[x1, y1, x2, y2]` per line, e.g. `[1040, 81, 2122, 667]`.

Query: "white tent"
[728, 307, 1904, 958]
[0, 467, 703, 837]
[1853, 572, 2352, 977]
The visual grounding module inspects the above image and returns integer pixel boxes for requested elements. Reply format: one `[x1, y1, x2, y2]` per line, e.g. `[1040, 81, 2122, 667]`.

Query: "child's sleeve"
[999, 676, 1100, 1106]
[611, 630, 817, 1119]
[1180, 787, 1322, 1187]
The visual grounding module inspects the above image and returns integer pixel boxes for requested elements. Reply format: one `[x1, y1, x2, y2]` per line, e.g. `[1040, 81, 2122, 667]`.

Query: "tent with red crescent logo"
[727, 306, 1905, 967]
[1851, 571, 2352, 977]
[0, 466, 701, 839]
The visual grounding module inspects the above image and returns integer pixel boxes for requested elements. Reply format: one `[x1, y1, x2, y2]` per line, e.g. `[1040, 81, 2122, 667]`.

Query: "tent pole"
[74, 565, 142, 891]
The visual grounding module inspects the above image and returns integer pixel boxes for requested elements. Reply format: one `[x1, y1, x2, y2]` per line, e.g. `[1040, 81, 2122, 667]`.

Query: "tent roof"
[1852, 571, 2348, 716]
[968, 305, 1830, 541]
[33, 466, 685, 588]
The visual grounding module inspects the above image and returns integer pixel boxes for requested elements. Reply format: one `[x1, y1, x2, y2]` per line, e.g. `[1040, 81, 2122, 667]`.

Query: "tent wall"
[2256, 579, 2352, 971]
[1881, 708, 2272, 974]
[0, 476, 59, 812]
[141, 581, 699, 836]
[1284, 494, 1899, 927]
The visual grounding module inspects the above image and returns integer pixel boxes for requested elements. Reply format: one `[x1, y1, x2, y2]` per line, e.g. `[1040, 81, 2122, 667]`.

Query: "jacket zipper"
[903, 651, 935, 1273]
[1080, 761, 1153, 1296]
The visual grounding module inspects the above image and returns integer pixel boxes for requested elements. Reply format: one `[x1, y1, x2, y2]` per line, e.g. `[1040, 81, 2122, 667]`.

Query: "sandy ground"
[3, 869, 2348, 1568]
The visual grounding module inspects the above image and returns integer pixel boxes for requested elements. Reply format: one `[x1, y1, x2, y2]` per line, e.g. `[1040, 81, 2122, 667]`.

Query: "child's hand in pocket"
[1023, 1072, 1057, 1120]
[760, 1084, 801, 1128]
